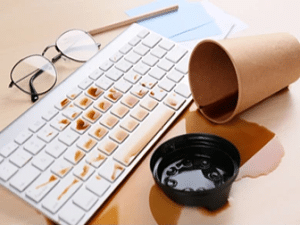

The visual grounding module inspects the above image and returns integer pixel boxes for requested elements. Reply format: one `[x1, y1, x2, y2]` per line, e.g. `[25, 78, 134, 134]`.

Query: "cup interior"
[189, 40, 239, 123]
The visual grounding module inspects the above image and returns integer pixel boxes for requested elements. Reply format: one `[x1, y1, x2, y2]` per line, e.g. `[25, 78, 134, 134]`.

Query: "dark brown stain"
[88, 87, 103, 98]
[111, 164, 123, 180]
[74, 150, 84, 163]
[35, 175, 57, 189]
[76, 118, 89, 130]
[57, 178, 79, 200]
[60, 98, 70, 107]
[59, 119, 69, 124]
[80, 165, 90, 177]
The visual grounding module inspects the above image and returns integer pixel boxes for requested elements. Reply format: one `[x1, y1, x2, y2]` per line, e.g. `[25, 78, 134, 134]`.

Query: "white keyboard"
[0, 24, 192, 225]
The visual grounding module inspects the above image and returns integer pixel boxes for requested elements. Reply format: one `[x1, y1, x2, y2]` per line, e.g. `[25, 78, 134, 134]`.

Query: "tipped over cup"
[189, 33, 300, 123]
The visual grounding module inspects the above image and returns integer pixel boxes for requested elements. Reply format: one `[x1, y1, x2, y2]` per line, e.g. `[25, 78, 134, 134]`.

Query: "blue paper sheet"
[126, 0, 215, 40]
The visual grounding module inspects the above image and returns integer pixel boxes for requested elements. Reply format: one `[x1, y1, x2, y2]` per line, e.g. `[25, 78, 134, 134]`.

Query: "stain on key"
[87, 86, 103, 99]
[57, 178, 79, 200]
[111, 164, 124, 181]
[74, 150, 85, 163]
[107, 88, 122, 102]
[76, 118, 90, 131]
[60, 98, 70, 108]
[35, 175, 58, 189]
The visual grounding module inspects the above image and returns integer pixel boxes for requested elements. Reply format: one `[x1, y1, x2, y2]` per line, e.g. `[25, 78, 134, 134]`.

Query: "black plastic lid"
[150, 133, 240, 210]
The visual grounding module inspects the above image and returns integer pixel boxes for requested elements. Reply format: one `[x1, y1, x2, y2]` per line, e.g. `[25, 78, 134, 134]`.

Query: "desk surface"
[1, 0, 300, 224]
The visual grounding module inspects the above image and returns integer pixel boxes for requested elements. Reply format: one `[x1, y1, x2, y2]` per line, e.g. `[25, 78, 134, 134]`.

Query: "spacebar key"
[114, 104, 174, 166]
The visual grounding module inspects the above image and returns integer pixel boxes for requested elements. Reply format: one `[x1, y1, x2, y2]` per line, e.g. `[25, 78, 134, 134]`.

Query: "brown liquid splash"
[60, 98, 70, 107]
[74, 150, 84, 163]
[35, 175, 57, 189]
[88, 87, 103, 98]
[80, 165, 90, 177]
[111, 164, 124, 181]
[59, 119, 69, 125]
[87, 102, 284, 225]
[76, 118, 90, 130]
[57, 178, 79, 200]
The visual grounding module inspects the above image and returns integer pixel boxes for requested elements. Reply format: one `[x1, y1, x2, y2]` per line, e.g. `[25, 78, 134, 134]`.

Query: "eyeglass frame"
[9, 29, 101, 102]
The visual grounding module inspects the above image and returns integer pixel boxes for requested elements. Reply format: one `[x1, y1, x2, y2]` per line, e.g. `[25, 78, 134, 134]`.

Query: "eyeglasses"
[9, 29, 100, 102]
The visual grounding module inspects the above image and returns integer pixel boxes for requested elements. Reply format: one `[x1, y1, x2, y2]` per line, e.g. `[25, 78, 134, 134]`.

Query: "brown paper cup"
[189, 33, 300, 124]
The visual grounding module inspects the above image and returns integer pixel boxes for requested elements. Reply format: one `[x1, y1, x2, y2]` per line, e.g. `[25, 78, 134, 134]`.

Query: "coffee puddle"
[57, 103, 284, 225]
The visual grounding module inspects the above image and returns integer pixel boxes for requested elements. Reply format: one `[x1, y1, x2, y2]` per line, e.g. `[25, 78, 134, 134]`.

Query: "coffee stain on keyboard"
[80, 97, 90, 107]
[46, 132, 53, 137]
[87, 103, 284, 225]
[88, 87, 103, 98]
[58, 167, 71, 177]
[98, 100, 111, 112]
[35, 175, 57, 189]
[94, 127, 107, 139]
[60, 98, 70, 108]
[57, 178, 79, 200]
[111, 164, 124, 181]
[80, 165, 90, 177]
[71, 112, 78, 119]
[74, 150, 84, 163]
[59, 119, 69, 125]
[124, 95, 138, 107]
[101, 141, 117, 154]
[84, 138, 95, 150]
[76, 118, 89, 130]
[107, 88, 122, 101]
[113, 129, 128, 143]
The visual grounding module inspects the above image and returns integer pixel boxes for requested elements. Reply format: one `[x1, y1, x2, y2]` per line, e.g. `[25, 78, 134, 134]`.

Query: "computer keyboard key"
[175, 53, 190, 74]
[71, 118, 91, 134]
[51, 159, 73, 178]
[10, 165, 40, 192]
[114, 104, 174, 166]
[95, 76, 114, 90]
[58, 129, 79, 146]
[73, 163, 94, 181]
[166, 45, 188, 63]
[148, 67, 166, 80]
[106, 67, 123, 81]
[111, 103, 129, 118]
[130, 106, 149, 122]
[158, 77, 176, 92]
[149, 86, 167, 101]
[129, 36, 141, 46]
[159, 39, 175, 51]
[86, 85, 104, 100]
[86, 174, 110, 197]
[142, 33, 162, 48]
[89, 124, 108, 140]
[174, 83, 191, 98]
[94, 98, 112, 112]
[0, 142, 19, 158]
[157, 58, 174, 72]
[73, 188, 98, 211]
[28, 119, 46, 133]
[140, 96, 158, 111]
[15, 129, 33, 145]
[74, 95, 93, 110]
[62, 104, 82, 121]
[23, 136, 46, 155]
[134, 43, 149, 56]
[42, 175, 82, 214]
[151, 45, 167, 59]
[114, 79, 132, 93]
[97, 138, 118, 155]
[167, 69, 184, 83]
[120, 116, 139, 132]
[89, 69, 104, 80]
[133, 61, 150, 75]
[98, 159, 124, 182]
[115, 58, 132, 73]
[99, 60, 113, 71]
[119, 43, 132, 54]
[42, 108, 59, 121]
[45, 140, 68, 158]
[26, 171, 59, 203]
[0, 161, 18, 181]
[78, 78, 93, 90]
[125, 51, 141, 64]
[137, 29, 149, 38]
[131, 85, 148, 98]
[55, 97, 71, 110]
[142, 54, 159, 67]
[100, 114, 119, 129]
[86, 149, 106, 168]
[164, 92, 186, 110]
[140, 76, 157, 89]
[67, 87, 83, 100]
[83, 108, 101, 123]
[0, 156, 3, 164]
[32, 152, 54, 171]
[123, 70, 141, 84]
[38, 125, 59, 143]
[59, 202, 85, 225]
[51, 114, 71, 131]
[109, 51, 123, 63]
[105, 88, 123, 103]
[110, 127, 129, 143]
[64, 147, 85, 165]
[10, 149, 32, 168]
[76, 135, 97, 152]
[121, 94, 139, 108]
